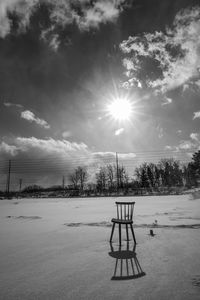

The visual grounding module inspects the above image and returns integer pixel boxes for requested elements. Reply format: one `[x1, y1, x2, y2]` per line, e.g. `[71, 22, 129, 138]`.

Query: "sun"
[107, 97, 133, 121]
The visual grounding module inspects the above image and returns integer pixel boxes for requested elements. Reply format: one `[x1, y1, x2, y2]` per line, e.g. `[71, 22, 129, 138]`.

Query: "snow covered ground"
[0, 195, 200, 299]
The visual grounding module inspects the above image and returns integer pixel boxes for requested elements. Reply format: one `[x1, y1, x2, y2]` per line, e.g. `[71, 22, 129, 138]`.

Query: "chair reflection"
[108, 242, 146, 280]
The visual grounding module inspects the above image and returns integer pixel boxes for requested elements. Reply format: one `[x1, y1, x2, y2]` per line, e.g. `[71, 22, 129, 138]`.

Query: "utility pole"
[62, 175, 65, 190]
[6, 160, 11, 197]
[19, 179, 22, 193]
[116, 152, 119, 194]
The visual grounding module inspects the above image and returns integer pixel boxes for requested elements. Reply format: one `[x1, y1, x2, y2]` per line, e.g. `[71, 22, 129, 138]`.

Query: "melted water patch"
[64, 222, 200, 229]
[7, 215, 42, 220]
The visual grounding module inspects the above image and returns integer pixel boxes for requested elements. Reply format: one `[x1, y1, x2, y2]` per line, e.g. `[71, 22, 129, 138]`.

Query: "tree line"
[64, 150, 200, 195]
[5, 150, 200, 197]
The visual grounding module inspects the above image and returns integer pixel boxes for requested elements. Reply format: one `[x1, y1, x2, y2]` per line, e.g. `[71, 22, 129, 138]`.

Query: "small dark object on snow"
[150, 229, 155, 236]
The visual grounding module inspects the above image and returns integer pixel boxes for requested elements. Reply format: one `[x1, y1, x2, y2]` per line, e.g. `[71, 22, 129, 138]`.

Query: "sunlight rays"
[107, 97, 133, 121]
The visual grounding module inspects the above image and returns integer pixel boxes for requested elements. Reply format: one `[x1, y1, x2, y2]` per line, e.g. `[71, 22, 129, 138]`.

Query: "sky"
[0, 0, 200, 188]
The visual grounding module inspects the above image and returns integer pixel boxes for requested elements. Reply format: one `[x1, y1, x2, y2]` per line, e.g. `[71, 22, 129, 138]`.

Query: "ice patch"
[6, 215, 42, 220]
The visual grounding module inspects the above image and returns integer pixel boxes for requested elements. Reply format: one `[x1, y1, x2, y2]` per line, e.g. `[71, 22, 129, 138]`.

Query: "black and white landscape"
[0, 1, 200, 299]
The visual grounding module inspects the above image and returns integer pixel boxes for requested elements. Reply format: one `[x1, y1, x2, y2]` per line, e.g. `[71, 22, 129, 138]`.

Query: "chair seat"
[111, 218, 133, 224]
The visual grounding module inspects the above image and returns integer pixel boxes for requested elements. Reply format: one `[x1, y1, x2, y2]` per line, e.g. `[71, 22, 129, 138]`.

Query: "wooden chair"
[110, 202, 136, 245]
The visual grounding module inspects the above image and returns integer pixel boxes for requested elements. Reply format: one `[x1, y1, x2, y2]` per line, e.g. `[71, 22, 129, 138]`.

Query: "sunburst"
[107, 97, 133, 121]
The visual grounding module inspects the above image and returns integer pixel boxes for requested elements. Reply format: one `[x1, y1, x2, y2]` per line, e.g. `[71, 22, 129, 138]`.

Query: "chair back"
[115, 202, 135, 221]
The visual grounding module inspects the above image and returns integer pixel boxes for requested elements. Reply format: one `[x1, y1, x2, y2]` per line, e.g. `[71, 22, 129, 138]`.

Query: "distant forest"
[2, 150, 200, 198]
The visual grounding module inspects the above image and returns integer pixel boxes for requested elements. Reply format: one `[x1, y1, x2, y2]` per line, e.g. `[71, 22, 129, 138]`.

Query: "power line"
[0, 148, 196, 163]
[0, 150, 195, 190]
[0, 156, 192, 167]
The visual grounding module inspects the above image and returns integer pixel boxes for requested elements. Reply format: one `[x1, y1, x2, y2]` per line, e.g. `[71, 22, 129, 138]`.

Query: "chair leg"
[130, 224, 137, 244]
[119, 223, 122, 245]
[110, 222, 115, 242]
[126, 224, 129, 241]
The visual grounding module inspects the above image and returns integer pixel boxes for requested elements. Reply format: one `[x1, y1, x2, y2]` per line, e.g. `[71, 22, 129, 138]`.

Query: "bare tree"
[118, 165, 127, 188]
[96, 167, 107, 193]
[69, 169, 80, 189]
[69, 166, 88, 191]
[106, 164, 115, 190]
[78, 166, 88, 191]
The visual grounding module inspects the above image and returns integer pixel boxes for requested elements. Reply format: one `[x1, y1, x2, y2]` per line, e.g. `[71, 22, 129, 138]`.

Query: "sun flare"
[107, 97, 133, 121]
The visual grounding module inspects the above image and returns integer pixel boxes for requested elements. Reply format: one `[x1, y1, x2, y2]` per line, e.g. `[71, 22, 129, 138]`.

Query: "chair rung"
[111, 218, 133, 224]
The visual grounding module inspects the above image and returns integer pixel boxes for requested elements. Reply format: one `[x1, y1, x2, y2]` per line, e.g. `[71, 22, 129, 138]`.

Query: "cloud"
[0, 0, 18, 37]
[158, 128, 163, 139]
[190, 133, 200, 142]
[115, 128, 124, 136]
[161, 97, 172, 106]
[41, 31, 60, 51]
[120, 6, 200, 93]
[193, 111, 200, 120]
[0, 0, 37, 37]
[167, 132, 200, 155]
[195, 79, 200, 88]
[4, 104, 50, 129]
[77, 0, 124, 30]
[178, 140, 195, 150]
[0, 0, 126, 46]
[121, 77, 142, 89]
[0, 141, 18, 156]
[165, 145, 173, 150]
[21, 110, 50, 129]
[0, 137, 92, 187]
[14, 137, 89, 155]
[177, 130, 182, 135]
[48, 0, 125, 30]
[4, 101, 23, 108]
[156, 124, 164, 138]
[0, 138, 103, 187]
[0, 137, 90, 161]
[0, 137, 139, 188]
[182, 83, 189, 92]
[62, 130, 72, 139]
